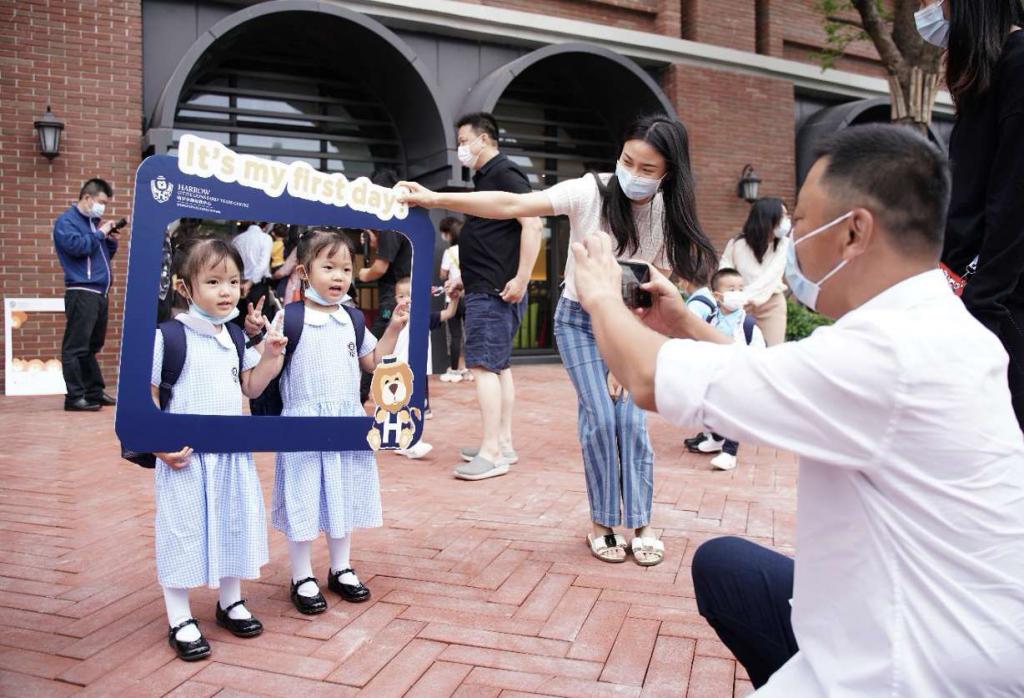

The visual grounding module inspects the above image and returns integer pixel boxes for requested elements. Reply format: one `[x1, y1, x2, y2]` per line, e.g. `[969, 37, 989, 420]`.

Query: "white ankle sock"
[163, 587, 201, 642]
[327, 535, 358, 585]
[218, 576, 252, 620]
[288, 540, 319, 597]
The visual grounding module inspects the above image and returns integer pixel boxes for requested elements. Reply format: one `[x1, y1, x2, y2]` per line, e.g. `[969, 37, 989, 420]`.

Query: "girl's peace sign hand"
[155, 446, 193, 469]
[389, 299, 411, 331]
[263, 312, 288, 358]
[244, 297, 267, 337]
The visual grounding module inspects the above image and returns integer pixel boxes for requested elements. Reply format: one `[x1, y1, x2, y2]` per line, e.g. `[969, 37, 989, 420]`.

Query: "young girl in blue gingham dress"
[152, 237, 287, 662]
[272, 229, 407, 614]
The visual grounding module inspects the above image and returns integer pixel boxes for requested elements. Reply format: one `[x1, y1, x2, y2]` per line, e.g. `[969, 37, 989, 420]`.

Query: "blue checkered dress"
[272, 306, 383, 541]
[150, 321, 269, 588]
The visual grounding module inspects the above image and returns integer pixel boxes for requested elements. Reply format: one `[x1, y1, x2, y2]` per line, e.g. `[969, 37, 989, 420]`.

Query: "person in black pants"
[53, 178, 122, 411]
[358, 169, 412, 404]
[938, 0, 1024, 429]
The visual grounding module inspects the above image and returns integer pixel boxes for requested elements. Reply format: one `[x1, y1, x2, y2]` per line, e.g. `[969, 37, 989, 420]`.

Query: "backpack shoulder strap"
[343, 305, 366, 351]
[157, 320, 187, 410]
[743, 313, 757, 345]
[689, 295, 718, 323]
[282, 301, 305, 367]
[225, 323, 246, 371]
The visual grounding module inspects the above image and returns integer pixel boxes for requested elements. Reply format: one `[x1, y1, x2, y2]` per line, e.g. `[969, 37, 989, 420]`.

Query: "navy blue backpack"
[121, 320, 246, 468]
[688, 295, 758, 344]
[248, 300, 366, 416]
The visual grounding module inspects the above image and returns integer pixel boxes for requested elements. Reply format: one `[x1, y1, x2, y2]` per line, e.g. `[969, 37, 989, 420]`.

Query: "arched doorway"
[461, 44, 676, 356]
[145, 0, 451, 187]
[795, 97, 950, 186]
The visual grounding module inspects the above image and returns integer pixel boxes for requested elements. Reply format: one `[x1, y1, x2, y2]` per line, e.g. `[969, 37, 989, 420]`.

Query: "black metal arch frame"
[145, 0, 453, 187]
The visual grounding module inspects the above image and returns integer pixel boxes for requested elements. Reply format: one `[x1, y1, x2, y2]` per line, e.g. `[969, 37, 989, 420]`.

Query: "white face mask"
[915, 1, 950, 48]
[615, 162, 663, 202]
[784, 211, 853, 312]
[721, 291, 748, 312]
[90, 201, 106, 218]
[457, 134, 484, 169]
[775, 216, 792, 239]
[181, 287, 239, 326]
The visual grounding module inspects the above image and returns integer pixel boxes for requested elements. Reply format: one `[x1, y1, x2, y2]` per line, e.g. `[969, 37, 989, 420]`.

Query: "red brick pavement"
[0, 364, 797, 697]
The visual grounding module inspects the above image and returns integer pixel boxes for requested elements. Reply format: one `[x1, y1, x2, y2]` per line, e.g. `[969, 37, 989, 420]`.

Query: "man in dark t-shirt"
[435, 113, 542, 480]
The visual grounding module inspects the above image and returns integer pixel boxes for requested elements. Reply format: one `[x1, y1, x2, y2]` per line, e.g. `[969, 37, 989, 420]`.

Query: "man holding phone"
[53, 178, 124, 411]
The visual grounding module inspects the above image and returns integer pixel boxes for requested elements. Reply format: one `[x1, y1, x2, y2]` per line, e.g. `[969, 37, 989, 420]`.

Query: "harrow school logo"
[150, 176, 174, 203]
[176, 134, 409, 222]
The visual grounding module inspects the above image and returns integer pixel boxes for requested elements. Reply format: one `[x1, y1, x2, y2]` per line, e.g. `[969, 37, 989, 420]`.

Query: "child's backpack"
[249, 300, 366, 416]
[121, 320, 247, 468]
[741, 314, 757, 345]
[688, 294, 719, 325]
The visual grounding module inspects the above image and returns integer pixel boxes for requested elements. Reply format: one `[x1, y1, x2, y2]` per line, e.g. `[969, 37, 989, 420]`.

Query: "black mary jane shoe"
[168, 618, 211, 662]
[328, 568, 371, 603]
[290, 576, 327, 615]
[215, 599, 264, 637]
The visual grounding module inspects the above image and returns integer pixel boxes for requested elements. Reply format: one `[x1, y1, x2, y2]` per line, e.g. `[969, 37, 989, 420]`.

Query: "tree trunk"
[888, 65, 941, 134]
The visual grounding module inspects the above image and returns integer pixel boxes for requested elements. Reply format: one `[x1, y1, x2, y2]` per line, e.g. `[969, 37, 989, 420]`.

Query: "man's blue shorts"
[464, 292, 526, 373]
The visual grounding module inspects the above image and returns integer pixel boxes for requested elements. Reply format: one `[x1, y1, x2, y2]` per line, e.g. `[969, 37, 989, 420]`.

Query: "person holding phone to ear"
[399, 114, 716, 566]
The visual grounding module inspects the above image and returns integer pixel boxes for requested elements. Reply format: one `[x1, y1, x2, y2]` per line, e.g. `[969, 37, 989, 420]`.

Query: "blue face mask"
[304, 284, 339, 307]
[615, 162, 663, 202]
[180, 287, 239, 326]
[784, 211, 853, 312]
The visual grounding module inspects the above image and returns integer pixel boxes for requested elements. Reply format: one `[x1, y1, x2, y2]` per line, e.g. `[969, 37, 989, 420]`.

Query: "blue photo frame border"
[115, 154, 433, 453]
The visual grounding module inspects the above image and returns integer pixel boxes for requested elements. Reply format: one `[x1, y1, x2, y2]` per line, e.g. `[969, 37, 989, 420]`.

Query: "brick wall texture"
[0, 1, 143, 389]
[0, 0, 884, 392]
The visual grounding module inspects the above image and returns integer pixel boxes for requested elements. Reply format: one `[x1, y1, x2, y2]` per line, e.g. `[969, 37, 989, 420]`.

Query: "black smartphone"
[619, 260, 652, 309]
[112, 217, 128, 230]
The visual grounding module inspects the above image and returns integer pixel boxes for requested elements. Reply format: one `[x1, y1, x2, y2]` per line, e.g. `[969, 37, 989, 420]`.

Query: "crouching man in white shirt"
[570, 124, 1024, 696]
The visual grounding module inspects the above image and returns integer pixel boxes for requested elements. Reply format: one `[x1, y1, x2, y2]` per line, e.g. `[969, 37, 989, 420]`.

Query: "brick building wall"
[0, 0, 889, 392]
[664, 63, 797, 253]
[0, 0, 143, 390]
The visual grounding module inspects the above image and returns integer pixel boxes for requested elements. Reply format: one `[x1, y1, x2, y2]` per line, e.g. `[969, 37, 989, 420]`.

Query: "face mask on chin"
[181, 287, 239, 326]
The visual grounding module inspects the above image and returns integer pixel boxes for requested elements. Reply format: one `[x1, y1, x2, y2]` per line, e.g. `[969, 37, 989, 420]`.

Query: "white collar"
[841, 269, 950, 323]
[303, 304, 351, 327]
[174, 313, 236, 349]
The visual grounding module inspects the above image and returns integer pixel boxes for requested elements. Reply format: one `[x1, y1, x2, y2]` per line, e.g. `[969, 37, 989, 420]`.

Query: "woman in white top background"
[399, 114, 717, 566]
[720, 197, 792, 346]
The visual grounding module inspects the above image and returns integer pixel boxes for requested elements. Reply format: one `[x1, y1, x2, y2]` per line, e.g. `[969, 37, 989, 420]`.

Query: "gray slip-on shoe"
[454, 455, 510, 481]
[460, 447, 519, 464]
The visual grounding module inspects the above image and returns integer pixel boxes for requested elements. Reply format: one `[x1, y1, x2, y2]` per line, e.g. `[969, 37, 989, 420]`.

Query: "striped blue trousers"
[554, 298, 654, 528]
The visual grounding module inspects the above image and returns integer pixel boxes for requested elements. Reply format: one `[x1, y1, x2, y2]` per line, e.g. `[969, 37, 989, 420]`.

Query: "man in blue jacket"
[54, 178, 121, 411]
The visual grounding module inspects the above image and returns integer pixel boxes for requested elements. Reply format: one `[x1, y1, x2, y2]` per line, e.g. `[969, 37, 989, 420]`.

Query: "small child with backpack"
[150, 237, 288, 662]
[683, 268, 766, 471]
[269, 229, 408, 616]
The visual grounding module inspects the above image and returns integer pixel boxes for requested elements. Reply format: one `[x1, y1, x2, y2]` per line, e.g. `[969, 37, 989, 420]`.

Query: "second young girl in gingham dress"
[269, 229, 408, 614]
[152, 237, 287, 662]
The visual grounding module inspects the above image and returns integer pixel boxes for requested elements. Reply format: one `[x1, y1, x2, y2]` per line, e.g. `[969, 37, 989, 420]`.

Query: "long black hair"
[739, 197, 786, 264]
[947, 0, 1024, 109]
[594, 114, 717, 285]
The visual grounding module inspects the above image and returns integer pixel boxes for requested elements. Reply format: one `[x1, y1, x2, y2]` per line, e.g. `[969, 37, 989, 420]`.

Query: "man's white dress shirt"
[656, 270, 1024, 696]
[232, 224, 273, 283]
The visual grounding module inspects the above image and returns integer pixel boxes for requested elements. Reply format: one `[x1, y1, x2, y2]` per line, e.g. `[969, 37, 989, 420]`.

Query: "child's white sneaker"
[710, 453, 737, 471]
[398, 441, 433, 459]
[440, 369, 462, 383]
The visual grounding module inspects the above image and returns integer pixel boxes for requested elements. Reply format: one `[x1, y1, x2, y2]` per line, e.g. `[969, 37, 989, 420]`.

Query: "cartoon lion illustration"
[366, 356, 422, 451]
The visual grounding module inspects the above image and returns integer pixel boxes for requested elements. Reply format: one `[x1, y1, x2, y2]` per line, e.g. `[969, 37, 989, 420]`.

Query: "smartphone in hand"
[618, 260, 652, 309]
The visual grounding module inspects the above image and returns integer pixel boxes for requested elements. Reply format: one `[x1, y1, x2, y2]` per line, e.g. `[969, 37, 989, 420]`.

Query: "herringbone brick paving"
[0, 364, 797, 697]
